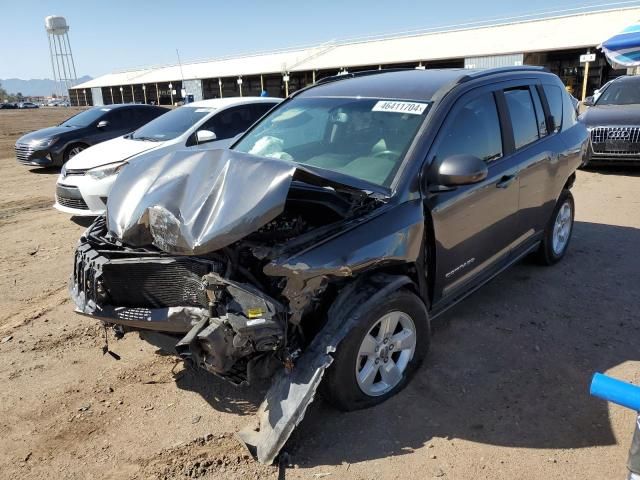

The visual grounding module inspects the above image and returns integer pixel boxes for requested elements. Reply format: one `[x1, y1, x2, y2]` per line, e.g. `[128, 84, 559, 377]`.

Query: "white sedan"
[54, 96, 281, 216]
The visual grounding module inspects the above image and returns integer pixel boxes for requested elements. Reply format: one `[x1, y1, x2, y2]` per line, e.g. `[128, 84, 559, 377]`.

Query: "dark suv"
[69, 67, 587, 463]
[581, 75, 640, 165]
[15, 104, 168, 167]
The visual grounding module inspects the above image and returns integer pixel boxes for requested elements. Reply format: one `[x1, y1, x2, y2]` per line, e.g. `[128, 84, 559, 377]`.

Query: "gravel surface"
[0, 108, 639, 479]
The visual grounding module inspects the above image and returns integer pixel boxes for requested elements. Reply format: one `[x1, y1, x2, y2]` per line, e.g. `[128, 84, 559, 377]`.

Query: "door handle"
[496, 174, 517, 189]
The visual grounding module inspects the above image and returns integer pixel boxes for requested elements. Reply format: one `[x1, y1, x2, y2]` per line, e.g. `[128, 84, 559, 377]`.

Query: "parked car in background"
[18, 101, 39, 109]
[54, 97, 280, 215]
[580, 75, 640, 165]
[15, 104, 168, 167]
[70, 67, 587, 463]
[0, 102, 18, 109]
[47, 100, 70, 107]
[593, 79, 613, 102]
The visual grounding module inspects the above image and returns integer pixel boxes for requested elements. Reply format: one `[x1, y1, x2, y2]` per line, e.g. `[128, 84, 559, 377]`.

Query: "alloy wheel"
[355, 311, 417, 397]
[552, 201, 572, 255]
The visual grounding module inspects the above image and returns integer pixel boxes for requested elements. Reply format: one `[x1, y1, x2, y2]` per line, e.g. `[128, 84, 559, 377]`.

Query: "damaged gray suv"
[70, 67, 588, 463]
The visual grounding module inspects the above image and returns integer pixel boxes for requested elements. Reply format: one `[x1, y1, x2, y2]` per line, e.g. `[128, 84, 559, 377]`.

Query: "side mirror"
[431, 154, 488, 188]
[196, 129, 217, 144]
[583, 96, 595, 107]
[97, 120, 109, 129]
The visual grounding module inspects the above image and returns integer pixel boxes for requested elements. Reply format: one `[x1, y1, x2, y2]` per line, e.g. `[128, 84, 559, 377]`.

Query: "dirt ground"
[0, 108, 639, 480]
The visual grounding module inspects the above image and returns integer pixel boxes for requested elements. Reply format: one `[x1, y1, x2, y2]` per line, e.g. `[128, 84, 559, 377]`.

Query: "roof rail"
[314, 68, 416, 86]
[457, 65, 548, 84]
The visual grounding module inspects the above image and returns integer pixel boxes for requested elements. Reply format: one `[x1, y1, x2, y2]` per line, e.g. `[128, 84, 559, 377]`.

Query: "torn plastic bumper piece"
[72, 293, 208, 333]
[238, 274, 413, 464]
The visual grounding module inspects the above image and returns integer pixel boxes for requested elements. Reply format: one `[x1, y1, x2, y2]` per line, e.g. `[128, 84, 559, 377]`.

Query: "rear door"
[427, 85, 521, 299]
[502, 83, 562, 242]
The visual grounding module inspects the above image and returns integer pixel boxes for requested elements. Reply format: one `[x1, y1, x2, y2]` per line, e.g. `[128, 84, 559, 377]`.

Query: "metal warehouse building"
[69, 6, 640, 106]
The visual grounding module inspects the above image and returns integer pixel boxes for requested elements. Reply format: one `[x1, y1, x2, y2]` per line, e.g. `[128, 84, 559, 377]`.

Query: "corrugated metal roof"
[73, 7, 640, 90]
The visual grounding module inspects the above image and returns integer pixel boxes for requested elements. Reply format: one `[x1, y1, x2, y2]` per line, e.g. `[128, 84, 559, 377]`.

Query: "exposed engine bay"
[70, 148, 425, 463]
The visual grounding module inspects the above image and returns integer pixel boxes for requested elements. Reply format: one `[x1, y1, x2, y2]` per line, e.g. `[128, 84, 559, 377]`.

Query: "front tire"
[322, 288, 429, 411]
[536, 190, 575, 265]
[63, 143, 87, 163]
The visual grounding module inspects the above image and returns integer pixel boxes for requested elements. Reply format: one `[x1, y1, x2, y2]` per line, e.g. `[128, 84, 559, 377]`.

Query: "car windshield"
[131, 106, 215, 141]
[233, 97, 429, 187]
[595, 81, 640, 105]
[60, 107, 112, 127]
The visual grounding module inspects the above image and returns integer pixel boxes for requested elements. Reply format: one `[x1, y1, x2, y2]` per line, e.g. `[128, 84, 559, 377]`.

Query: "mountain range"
[0, 76, 93, 96]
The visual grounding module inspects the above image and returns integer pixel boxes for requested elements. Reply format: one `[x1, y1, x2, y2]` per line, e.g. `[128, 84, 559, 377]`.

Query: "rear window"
[542, 85, 563, 133]
[504, 88, 539, 150]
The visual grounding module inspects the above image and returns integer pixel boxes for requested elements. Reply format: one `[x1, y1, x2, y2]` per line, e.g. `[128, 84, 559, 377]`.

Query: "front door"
[426, 87, 521, 299]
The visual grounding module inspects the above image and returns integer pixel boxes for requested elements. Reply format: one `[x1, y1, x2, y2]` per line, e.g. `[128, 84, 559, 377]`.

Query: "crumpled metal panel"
[238, 274, 414, 464]
[106, 149, 297, 255]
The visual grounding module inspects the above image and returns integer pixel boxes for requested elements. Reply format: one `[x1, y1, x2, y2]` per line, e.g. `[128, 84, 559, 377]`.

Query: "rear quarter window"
[542, 84, 563, 132]
[561, 89, 578, 129]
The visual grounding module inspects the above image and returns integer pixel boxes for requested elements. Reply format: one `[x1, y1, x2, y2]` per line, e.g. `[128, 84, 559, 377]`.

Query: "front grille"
[56, 195, 89, 210]
[73, 222, 224, 309]
[15, 143, 35, 163]
[590, 126, 640, 156]
[56, 184, 89, 210]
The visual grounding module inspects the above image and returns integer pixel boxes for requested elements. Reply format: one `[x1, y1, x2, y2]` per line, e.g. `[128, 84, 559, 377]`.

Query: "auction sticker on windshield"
[372, 101, 428, 115]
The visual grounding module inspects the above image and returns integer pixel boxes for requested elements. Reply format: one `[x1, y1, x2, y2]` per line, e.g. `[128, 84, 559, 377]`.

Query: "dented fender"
[264, 199, 426, 323]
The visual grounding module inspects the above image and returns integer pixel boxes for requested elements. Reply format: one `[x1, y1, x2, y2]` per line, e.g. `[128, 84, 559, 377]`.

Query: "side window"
[205, 106, 254, 140]
[530, 87, 547, 138]
[251, 103, 275, 120]
[108, 108, 134, 127]
[504, 87, 539, 150]
[435, 93, 503, 164]
[542, 84, 563, 133]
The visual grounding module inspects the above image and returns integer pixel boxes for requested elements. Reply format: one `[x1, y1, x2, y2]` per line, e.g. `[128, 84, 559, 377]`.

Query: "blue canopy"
[600, 22, 640, 68]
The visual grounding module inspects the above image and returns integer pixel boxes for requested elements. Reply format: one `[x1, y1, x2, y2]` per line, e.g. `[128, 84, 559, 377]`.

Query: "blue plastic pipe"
[590, 373, 640, 412]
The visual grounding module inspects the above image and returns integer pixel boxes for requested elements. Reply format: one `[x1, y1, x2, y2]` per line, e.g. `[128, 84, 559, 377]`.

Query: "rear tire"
[322, 288, 429, 411]
[535, 190, 574, 266]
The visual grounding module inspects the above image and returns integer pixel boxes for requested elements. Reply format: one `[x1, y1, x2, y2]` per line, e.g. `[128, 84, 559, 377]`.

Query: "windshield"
[60, 107, 112, 127]
[596, 81, 640, 105]
[233, 97, 429, 187]
[131, 106, 214, 141]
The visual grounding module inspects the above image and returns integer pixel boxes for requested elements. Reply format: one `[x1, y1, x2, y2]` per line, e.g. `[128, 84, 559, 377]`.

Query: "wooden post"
[582, 60, 590, 102]
[131, 84, 135, 103]
[581, 50, 592, 102]
[155, 83, 160, 105]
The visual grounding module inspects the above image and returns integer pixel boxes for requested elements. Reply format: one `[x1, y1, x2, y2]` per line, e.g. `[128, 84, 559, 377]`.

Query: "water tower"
[45, 16, 78, 98]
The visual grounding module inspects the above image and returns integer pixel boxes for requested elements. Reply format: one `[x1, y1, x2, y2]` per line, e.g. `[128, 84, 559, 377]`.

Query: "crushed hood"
[106, 148, 297, 255]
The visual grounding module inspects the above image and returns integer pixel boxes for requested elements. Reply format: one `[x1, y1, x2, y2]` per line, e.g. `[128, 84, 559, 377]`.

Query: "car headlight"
[33, 137, 58, 147]
[86, 162, 126, 180]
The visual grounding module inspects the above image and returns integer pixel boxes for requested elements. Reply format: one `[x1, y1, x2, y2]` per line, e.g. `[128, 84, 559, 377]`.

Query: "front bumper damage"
[70, 148, 426, 464]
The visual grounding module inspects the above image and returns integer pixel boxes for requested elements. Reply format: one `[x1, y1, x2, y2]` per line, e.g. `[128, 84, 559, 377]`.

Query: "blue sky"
[0, 0, 636, 79]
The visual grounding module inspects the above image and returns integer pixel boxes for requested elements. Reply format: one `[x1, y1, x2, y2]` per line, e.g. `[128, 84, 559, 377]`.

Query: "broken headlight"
[86, 161, 125, 180]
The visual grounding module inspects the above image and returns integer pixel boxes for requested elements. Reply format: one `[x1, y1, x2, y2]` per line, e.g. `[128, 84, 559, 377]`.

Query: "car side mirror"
[583, 96, 595, 107]
[430, 154, 488, 189]
[196, 129, 217, 144]
[97, 120, 109, 129]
